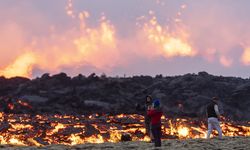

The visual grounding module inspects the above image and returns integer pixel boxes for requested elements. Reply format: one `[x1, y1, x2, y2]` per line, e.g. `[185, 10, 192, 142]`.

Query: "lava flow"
[0, 112, 249, 146]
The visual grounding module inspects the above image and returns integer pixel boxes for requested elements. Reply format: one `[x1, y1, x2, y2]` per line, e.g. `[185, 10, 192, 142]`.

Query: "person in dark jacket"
[136, 95, 154, 141]
[206, 97, 222, 139]
[147, 99, 163, 147]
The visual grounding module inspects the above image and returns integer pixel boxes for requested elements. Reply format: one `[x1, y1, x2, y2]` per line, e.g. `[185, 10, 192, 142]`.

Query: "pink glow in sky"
[0, 0, 250, 78]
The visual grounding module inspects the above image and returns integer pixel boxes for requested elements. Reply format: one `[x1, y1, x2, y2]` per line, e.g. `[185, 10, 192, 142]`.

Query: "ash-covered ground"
[1, 137, 250, 150]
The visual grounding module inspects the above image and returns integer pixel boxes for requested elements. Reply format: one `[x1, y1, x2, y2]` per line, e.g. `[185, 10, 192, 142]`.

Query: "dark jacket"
[207, 102, 218, 118]
[136, 99, 152, 124]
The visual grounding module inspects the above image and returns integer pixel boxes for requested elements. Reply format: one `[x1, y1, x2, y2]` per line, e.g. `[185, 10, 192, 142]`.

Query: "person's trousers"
[151, 123, 161, 147]
[207, 117, 222, 139]
[145, 122, 150, 136]
[145, 122, 154, 140]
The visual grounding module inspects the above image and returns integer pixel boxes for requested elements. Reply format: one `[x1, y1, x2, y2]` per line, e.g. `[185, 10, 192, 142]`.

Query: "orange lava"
[0, 112, 249, 146]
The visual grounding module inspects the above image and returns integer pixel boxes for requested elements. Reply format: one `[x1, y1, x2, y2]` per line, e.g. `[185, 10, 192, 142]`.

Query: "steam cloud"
[0, 0, 249, 78]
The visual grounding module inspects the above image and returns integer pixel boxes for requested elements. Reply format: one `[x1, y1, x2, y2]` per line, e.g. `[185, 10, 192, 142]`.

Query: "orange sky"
[0, 0, 250, 78]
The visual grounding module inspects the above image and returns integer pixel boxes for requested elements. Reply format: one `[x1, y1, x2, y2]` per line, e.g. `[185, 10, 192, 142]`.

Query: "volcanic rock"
[121, 133, 132, 141]
[0, 72, 249, 120]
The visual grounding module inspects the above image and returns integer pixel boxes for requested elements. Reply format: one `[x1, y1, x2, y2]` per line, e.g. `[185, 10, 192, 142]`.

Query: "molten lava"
[0, 112, 249, 146]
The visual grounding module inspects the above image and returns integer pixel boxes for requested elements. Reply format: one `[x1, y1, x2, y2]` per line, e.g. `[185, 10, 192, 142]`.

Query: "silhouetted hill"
[0, 72, 250, 120]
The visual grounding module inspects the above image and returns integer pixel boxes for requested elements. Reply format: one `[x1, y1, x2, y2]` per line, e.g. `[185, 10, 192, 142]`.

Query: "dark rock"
[198, 71, 209, 77]
[21, 95, 48, 103]
[34, 137, 49, 145]
[0, 122, 11, 133]
[0, 72, 249, 120]
[121, 133, 132, 141]
[41, 73, 50, 80]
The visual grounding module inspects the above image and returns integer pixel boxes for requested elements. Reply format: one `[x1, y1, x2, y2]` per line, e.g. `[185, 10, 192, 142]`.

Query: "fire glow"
[2, 0, 249, 78]
[0, 0, 119, 78]
[0, 0, 234, 78]
[0, 112, 249, 146]
[138, 11, 196, 58]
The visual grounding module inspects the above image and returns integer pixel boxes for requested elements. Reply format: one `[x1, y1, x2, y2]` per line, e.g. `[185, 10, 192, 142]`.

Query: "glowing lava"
[0, 112, 249, 146]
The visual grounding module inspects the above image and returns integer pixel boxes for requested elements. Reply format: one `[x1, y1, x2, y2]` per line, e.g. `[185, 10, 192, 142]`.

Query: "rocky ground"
[0, 137, 249, 150]
[0, 72, 250, 120]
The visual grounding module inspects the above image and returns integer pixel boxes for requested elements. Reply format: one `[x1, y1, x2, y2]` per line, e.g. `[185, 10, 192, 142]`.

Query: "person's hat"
[153, 99, 160, 108]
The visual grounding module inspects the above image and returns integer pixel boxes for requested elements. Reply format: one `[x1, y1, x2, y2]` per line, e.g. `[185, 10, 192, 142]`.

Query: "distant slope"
[0, 72, 250, 120]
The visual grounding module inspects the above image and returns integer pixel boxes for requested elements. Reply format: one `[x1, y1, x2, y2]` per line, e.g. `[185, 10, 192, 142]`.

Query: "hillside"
[0, 72, 250, 120]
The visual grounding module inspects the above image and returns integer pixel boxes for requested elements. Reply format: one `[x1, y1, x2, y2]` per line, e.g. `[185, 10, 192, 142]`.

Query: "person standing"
[136, 95, 154, 141]
[147, 99, 163, 147]
[206, 97, 223, 139]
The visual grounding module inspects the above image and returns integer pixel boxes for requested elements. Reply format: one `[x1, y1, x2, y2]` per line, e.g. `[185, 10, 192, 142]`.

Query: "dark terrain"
[0, 72, 250, 120]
